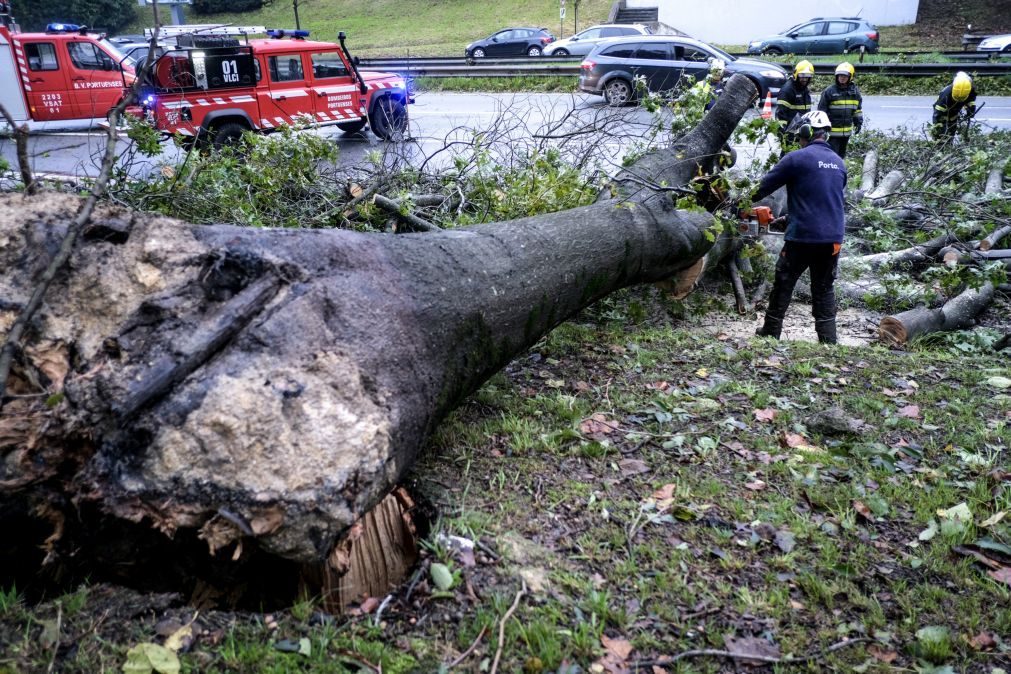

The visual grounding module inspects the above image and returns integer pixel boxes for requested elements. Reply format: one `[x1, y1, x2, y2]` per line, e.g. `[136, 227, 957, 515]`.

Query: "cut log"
[979, 224, 1011, 252]
[860, 150, 878, 193]
[985, 161, 1006, 195]
[865, 170, 904, 202]
[0, 76, 759, 568]
[879, 282, 995, 346]
[850, 231, 965, 271]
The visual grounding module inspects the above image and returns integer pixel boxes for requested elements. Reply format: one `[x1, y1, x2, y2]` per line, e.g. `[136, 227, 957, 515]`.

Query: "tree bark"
[0, 76, 758, 566]
[860, 150, 877, 193]
[979, 224, 1011, 252]
[865, 170, 904, 202]
[878, 282, 995, 346]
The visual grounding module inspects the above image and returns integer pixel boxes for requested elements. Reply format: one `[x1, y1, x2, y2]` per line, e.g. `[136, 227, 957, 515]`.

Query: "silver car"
[543, 24, 652, 57]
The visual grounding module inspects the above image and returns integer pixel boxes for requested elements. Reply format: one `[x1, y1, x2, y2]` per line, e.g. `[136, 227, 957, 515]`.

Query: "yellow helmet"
[794, 60, 814, 79]
[835, 62, 855, 78]
[952, 71, 972, 101]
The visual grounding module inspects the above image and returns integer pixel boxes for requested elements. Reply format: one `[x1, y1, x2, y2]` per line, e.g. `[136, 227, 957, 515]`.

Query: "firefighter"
[775, 60, 814, 131]
[931, 71, 977, 140]
[817, 62, 863, 159]
[753, 110, 847, 344]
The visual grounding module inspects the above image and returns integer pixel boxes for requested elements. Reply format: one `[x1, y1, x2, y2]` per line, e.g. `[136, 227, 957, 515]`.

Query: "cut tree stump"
[878, 282, 995, 346]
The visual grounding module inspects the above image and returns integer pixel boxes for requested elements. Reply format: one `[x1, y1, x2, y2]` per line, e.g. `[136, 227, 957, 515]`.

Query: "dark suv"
[465, 27, 555, 58]
[579, 35, 787, 106]
[747, 17, 879, 55]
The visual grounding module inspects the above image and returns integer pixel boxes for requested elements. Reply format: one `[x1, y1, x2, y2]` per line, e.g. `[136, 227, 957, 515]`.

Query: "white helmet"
[709, 58, 726, 78]
[801, 110, 832, 131]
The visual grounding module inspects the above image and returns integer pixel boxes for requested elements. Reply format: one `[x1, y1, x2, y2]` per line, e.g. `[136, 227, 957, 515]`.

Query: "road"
[4, 94, 1011, 181]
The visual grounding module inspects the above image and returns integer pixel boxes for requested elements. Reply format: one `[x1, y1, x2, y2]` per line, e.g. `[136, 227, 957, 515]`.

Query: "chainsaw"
[737, 206, 787, 236]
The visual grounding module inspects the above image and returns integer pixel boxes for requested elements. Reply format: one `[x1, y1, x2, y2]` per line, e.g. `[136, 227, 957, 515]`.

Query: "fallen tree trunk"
[848, 231, 965, 271]
[979, 224, 1011, 251]
[0, 77, 759, 567]
[860, 150, 877, 194]
[878, 281, 995, 346]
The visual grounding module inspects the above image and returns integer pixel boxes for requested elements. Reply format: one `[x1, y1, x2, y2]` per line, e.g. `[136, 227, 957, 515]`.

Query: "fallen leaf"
[780, 432, 820, 452]
[723, 635, 780, 665]
[744, 480, 767, 491]
[574, 381, 592, 392]
[853, 500, 874, 521]
[789, 599, 805, 610]
[988, 566, 1011, 586]
[123, 643, 181, 674]
[985, 376, 1011, 389]
[918, 519, 938, 541]
[652, 484, 676, 502]
[868, 645, 898, 663]
[601, 634, 634, 660]
[359, 596, 380, 614]
[774, 530, 796, 553]
[619, 459, 650, 476]
[968, 631, 997, 651]
[430, 562, 454, 591]
[753, 408, 777, 422]
[163, 618, 195, 653]
[981, 511, 1007, 528]
[897, 404, 921, 419]
[695, 368, 708, 378]
[581, 414, 617, 438]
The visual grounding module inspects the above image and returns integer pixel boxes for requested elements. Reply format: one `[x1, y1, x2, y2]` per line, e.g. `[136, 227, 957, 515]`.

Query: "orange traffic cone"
[760, 92, 774, 120]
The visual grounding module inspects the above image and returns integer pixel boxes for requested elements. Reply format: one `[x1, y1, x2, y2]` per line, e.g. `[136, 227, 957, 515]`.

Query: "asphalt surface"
[4, 93, 1011, 181]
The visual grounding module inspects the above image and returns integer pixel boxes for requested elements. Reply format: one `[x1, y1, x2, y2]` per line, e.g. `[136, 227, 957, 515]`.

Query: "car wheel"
[336, 119, 367, 134]
[553, 48, 569, 56]
[604, 79, 632, 107]
[527, 46, 542, 57]
[472, 47, 486, 58]
[209, 122, 247, 152]
[762, 46, 783, 55]
[369, 97, 407, 141]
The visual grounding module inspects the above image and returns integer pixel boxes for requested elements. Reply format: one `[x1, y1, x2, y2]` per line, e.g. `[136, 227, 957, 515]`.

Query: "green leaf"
[918, 520, 938, 541]
[431, 562, 454, 591]
[974, 537, 1011, 558]
[984, 376, 1011, 389]
[122, 643, 180, 674]
[298, 637, 311, 656]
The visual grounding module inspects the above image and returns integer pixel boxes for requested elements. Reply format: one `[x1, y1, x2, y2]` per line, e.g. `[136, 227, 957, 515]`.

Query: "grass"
[127, 0, 615, 56]
[10, 294, 1006, 672]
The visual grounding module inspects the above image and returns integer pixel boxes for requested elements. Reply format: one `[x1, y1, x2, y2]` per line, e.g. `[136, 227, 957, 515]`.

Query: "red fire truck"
[0, 8, 134, 124]
[140, 27, 410, 149]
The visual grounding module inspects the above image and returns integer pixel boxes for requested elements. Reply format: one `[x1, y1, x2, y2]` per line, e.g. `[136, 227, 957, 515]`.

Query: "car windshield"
[781, 23, 806, 35]
[705, 43, 735, 61]
[98, 38, 128, 62]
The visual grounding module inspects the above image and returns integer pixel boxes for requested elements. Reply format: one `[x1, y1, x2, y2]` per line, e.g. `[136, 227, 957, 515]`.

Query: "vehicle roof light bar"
[266, 29, 310, 39]
[47, 22, 86, 33]
[145, 24, 266, 38]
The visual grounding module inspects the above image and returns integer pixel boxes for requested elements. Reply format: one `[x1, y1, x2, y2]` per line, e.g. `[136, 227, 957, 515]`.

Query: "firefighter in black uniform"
[753, 111, 847, 344]
[775, 60, 814, 133]
[817, 62, 862, 159]
[932, 71, 977, 140]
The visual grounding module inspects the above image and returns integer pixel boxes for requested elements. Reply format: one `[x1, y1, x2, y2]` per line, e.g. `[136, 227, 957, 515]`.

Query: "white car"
[977, 34, 1011, 52]
[543, 24, 652, 57]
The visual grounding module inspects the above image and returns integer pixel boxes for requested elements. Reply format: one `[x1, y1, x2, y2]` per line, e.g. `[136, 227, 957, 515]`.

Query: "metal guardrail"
[360, 56, 1011, 79]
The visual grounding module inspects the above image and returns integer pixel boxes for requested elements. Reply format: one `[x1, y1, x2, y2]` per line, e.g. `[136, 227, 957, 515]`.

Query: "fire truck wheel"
[336, 119, 367, 134]
[369, 97, 407, 141]
[210, 122, 248, 151]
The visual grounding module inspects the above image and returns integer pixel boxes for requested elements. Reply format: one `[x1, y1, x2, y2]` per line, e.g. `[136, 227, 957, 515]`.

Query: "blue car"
[748, 17, 879, 55]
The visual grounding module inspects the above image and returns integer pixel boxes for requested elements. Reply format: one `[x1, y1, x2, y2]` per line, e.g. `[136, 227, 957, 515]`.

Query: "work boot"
[815, 319, 837, 344]
[756, 316, 783, 339]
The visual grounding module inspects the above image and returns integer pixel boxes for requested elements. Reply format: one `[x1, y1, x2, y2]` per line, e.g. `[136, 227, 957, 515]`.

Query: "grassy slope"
[128, 0, 614, 56]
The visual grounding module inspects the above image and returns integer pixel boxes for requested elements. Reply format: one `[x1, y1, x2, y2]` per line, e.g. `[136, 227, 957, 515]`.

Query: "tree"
[0, 77, 758, 572]
[13, 0, 137, 32]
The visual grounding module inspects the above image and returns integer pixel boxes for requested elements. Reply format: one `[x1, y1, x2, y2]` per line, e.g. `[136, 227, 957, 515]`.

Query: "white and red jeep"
[141, 27, 410, 148]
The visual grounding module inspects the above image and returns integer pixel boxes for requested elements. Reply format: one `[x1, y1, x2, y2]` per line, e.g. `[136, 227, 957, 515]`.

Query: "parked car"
[465, 27, 555, 58]
[543, 23, 652, 57]
[579, 35, 787, 106]
[114, 41, 173, 67]
[747, 17, 879, 55]
[976, 33, 1011, 52]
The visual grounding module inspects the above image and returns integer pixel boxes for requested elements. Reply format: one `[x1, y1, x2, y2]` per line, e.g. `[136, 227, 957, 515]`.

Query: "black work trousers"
[827, 134, 850, 158]
[758, 241, 839, 344]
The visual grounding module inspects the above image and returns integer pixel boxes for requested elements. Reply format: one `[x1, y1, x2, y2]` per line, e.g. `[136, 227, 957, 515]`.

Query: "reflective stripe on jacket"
[818, 83, 863, 138]
[774, 78, 811, 125]
[932, 84, 977, 124]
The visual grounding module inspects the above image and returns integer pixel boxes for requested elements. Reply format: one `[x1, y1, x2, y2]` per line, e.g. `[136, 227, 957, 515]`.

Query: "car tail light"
[866, 31, 878, 41]
[580, 59, 596, 70]
[541, 36, 551, 44]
